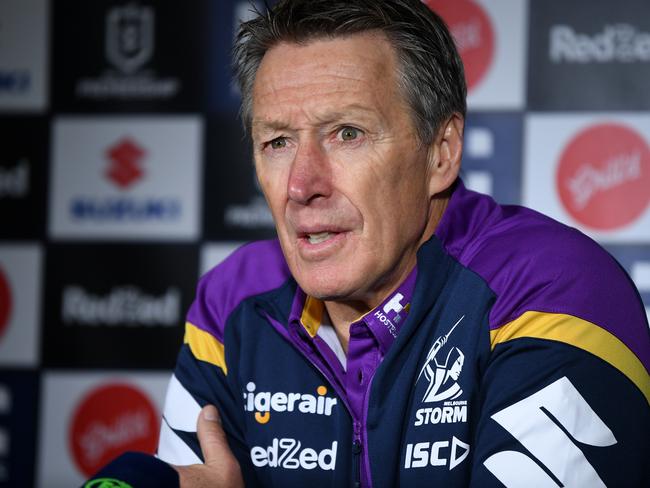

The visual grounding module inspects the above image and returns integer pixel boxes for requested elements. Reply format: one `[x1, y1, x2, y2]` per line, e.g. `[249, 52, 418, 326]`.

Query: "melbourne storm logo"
[417, 316, 465, 403]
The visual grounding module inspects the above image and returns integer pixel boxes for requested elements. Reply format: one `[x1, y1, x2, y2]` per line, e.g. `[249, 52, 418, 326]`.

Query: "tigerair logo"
[414, 316, 467, 427]
[243, 382, 337, 424]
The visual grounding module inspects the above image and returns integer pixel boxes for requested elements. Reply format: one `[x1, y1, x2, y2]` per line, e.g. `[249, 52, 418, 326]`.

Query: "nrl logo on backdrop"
[417, 316, 465, 404]
[106, 3, 154, 74]
[76, 3, 180, 100]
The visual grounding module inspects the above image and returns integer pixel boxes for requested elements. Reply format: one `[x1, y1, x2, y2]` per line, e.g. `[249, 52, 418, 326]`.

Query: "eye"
[339, 126, 361, 141]
[269, 137, 287, 150]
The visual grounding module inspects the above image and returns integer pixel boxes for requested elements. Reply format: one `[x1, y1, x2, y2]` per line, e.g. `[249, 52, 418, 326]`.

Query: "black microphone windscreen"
[80, 451, 179, 488]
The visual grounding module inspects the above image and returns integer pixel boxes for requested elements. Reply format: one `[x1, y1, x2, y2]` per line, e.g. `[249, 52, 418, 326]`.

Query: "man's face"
[251, 33, 438, 306]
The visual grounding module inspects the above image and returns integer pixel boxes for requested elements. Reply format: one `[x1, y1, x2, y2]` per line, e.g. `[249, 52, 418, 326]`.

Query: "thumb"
[197, 405, 238, 468]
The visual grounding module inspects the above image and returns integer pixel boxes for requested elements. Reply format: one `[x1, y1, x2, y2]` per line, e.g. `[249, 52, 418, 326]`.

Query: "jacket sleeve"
[469, 310, 650, 487]
[156, 272, 260, 486]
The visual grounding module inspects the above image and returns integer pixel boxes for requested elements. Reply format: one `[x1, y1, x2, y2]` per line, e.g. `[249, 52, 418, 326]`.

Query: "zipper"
[268, 314, 370, 486]
[359, 371, 375, 488]
[352, 423, 362, 488]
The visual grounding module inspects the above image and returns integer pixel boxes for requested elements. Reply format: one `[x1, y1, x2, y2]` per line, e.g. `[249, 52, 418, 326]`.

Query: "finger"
[197, 405, 237, 468]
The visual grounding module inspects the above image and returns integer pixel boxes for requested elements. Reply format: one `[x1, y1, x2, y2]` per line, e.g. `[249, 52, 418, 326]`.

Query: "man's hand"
[174, 405, 244, 488]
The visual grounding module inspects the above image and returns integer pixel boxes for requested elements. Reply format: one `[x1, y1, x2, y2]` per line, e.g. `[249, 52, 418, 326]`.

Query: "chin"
[295, 270, 360, 302]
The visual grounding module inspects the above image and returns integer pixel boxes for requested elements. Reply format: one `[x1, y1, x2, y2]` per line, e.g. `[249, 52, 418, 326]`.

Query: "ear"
[426, 113, 464, 196]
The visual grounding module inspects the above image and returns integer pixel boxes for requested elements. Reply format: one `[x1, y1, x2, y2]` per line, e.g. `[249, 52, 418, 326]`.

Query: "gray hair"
[233, 0, 467, 145]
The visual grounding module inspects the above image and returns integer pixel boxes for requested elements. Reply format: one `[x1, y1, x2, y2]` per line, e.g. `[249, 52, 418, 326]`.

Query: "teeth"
[307, 232, 332, 244]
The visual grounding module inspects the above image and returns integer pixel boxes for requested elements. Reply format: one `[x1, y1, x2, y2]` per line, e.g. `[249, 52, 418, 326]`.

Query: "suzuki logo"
[105, 137, 146, 189]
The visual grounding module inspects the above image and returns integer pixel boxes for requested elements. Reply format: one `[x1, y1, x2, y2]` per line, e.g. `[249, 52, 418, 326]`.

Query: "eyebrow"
[251, 104, 379, 135]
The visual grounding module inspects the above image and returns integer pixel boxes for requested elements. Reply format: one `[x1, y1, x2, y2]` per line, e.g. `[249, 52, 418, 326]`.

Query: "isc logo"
[404, 436, 470, 470]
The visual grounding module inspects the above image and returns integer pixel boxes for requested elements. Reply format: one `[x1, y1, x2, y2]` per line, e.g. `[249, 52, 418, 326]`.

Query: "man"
[158, 0, 650, 486]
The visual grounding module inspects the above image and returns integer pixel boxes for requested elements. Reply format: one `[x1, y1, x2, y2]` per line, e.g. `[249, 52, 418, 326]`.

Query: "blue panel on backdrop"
[0, 371, 39, 488]
[207, 0, 276, 114]
[461, 112, 523, 205]
[604, 245, 650, 319]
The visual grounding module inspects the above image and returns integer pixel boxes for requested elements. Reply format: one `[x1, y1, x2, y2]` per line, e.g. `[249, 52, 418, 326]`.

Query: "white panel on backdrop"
[524, 114, 650, 243]
[37, 372, 171, 488]
[465, 170, 494, 197]
[200, 242, 246, 276]
[49, 117, 203, 240]
[0, 0, 49, 111]
[425, 0, 527, 110]
[0, 245, 42, 366]
[632, 261, 650, 292]
[466, 0, 527, 109]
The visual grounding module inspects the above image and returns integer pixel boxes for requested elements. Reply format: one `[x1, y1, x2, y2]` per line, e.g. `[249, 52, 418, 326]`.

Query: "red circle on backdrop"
[424, 0, 495, 91]
[69, 383, 159, 477]
[556, 123, 650, 231]
[0, 267, 12, 342]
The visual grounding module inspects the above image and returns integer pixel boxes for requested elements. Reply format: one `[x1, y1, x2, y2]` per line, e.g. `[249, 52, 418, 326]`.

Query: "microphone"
[80, 451, 179, 488]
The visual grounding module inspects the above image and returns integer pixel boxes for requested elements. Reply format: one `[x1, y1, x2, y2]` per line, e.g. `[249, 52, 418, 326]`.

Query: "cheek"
[256, 168, 286, 211]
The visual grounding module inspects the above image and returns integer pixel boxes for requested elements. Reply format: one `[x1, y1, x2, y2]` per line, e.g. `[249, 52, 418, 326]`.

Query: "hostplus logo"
[373, 292, 410, 338]
[413, 316, 467, 427]
[76, 3, 179, 99]
[243, 382, 337, 424]
[556, 123, 650, 231]
[106, 138, 145, 189]
[69, 383, 159, 477]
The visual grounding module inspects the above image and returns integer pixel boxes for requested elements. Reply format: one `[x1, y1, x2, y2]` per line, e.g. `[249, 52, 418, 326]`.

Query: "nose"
[287, 138, 332, 204]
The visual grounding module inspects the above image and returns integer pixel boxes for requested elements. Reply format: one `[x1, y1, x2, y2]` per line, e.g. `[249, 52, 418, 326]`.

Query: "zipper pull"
[352, 439, 362, 488]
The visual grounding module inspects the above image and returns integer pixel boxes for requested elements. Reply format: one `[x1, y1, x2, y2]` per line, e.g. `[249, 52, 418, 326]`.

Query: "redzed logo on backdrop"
[424, 0, 494, 91]
[69, 383, 159, 477]
[556, 123, 650, 231]
[0, 266, 12, 341]
[105, 138, 146, 189]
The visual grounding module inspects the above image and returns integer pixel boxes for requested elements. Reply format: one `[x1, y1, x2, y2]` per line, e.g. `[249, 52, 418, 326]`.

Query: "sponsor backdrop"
[0, 0, 648, 486]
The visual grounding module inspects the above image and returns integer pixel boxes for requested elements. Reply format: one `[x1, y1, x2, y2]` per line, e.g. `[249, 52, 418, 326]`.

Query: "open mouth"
[306, 231, 335, 245]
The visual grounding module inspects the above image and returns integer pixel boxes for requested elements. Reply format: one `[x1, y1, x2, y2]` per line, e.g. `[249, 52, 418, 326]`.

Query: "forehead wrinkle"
[252, 35, 405, 136]
[253, 103, 387, 139]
